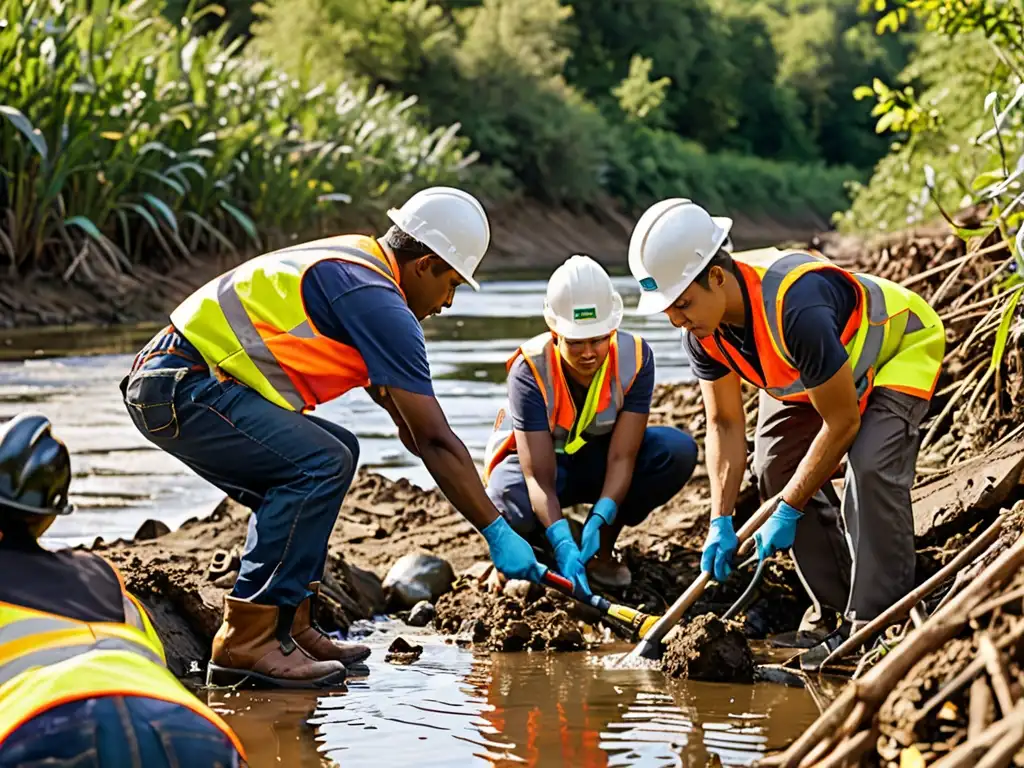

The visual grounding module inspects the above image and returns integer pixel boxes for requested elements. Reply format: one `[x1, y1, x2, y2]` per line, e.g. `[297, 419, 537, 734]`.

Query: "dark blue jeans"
[0, 696, 239, 768]
[122, 352, 358, 608]
[485, 425, 698, 539]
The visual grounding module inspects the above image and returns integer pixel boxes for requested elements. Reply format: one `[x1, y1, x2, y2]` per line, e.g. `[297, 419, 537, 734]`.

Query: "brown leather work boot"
[207, 596, 347, 688]
[292, 581, 372, 665]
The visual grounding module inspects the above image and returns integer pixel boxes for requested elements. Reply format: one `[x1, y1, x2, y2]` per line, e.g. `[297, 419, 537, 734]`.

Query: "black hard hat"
[0, 413, 73, 534]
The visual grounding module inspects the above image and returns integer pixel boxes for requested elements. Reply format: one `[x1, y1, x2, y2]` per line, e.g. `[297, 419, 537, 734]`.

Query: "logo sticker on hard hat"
[573, 306, 598, 321]
[639, 277, 658, 291]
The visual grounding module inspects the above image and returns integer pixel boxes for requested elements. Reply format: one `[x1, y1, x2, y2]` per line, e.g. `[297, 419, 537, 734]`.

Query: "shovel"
[625, 494, 781, 662]
[540, 571, 662, 639]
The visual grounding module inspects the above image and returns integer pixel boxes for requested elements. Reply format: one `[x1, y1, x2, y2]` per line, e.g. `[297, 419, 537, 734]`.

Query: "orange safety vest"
[170, 234, 406, 412]
[696, 248, 945, 409]
[483, 330, 643, 483]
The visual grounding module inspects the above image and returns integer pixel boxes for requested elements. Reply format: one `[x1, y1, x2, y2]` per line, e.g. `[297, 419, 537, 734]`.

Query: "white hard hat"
[628, 198, 733, 315]
[387, 186, 491, 290]
[543, 254, 624, 340]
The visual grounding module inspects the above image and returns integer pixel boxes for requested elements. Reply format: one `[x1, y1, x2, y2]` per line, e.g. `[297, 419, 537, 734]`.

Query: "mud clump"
[660, 613, 754, 682]
[385, 637, 424, 664]
[434, 585, 586, 652]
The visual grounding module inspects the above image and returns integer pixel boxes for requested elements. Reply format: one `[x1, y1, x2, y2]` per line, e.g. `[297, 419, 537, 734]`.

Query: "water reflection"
[207, 623, 818, 768]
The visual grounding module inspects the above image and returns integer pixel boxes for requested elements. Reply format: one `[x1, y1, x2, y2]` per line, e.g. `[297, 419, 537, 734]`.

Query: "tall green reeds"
[0, 0, 474, 279]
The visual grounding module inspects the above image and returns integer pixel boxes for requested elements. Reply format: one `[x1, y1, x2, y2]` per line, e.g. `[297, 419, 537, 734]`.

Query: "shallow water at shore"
[205, 620, 820, 768]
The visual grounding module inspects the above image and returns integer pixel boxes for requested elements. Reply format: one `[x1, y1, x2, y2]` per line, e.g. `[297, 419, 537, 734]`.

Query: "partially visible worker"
[120, 186, 548, 690]
[627, 199, 945, 664]
[483, 255, 699, 592]
[0, 413, 245, 767]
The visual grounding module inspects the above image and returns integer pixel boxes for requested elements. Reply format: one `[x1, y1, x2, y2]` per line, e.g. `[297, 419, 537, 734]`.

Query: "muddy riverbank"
[0, 199, 823, 329]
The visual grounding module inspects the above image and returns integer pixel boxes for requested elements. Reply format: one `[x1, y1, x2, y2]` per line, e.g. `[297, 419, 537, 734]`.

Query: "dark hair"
[693, 248, 734, 289]
[382, 225, 453, 276]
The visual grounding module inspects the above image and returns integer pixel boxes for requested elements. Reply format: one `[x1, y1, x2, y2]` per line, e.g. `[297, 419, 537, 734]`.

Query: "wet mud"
[661, 614, 755, 683]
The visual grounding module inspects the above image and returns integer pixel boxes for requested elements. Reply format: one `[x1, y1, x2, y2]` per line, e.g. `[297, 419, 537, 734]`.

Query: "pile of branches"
[760, 500, 1024, 768]
[817, 216, 1024, 474]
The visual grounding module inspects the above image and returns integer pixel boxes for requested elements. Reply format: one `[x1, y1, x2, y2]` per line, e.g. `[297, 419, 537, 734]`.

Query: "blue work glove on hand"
[481, 516, 547, 584]
[580, 496, 618, 563]
[546, 518, 592, 598]
[701, 516, 739, 583]
[753, 501, 804, 561]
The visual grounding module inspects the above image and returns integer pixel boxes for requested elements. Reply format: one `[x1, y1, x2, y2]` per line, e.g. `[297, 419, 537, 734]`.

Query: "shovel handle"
[633, 494, 780, 653]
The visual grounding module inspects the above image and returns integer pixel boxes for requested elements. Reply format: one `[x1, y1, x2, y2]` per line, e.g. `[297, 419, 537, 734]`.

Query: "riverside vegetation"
[1, 0, 921, 288]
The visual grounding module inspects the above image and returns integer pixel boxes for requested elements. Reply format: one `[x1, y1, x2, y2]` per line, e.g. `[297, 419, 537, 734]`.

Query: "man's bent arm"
[516, 429, 563, 529]
[785, 361, 861, 510]
[366, 385, 420, 457]
[389, 387, 498, 529]
[599, 411, 648, 505]
[701, 373, 747, 519]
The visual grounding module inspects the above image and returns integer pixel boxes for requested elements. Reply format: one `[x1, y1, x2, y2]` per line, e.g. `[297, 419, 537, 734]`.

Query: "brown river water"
[0, 278, 819, 767]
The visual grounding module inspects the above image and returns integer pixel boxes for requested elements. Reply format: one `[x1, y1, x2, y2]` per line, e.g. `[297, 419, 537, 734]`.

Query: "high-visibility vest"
[696, 248, 945, 408]
[170, 234, 406, 412]
[483, 330, 643, 483]
[0, 562, 246, 759]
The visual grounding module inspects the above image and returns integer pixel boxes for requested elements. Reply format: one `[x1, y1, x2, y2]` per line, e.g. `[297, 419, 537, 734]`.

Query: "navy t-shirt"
[685, 271, 857, 389]
[299, 260, 434, 396]
[509, 339, 656, 432]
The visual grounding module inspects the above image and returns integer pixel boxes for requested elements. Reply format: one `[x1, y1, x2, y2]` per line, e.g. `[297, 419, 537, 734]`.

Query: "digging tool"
[625, 494, 781, 662]
[540, 571, 662, 640]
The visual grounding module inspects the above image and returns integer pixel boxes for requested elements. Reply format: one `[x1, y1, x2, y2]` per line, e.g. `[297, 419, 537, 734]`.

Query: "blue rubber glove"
[580, 497, 618, 563]
[754, 501, 804, 560]
[546, 519, 592, 598]
[701, 516, 739, 583]
[481, 516, 547, 584]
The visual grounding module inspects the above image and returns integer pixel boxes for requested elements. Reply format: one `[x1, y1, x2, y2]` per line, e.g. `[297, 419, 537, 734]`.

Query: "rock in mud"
[383, 552, 455, 609]
[385, 637, 424, 665]
[660, 614, 754, 682]
[133, 519, 171, 541]
[502, 578, 544, 603]
[407, 600, 435, 627]
[435, 584, 586, 652]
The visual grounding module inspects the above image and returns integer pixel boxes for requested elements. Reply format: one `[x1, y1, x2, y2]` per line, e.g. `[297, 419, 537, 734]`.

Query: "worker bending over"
[0, 413, 245, 767]
[628, 200, 944, 662]
[484, 255, 698, 592]
[121, 186, 546, 689]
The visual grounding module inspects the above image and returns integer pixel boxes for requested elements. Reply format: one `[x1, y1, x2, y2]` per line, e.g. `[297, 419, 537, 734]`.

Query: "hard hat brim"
[632, 215, 733, 316]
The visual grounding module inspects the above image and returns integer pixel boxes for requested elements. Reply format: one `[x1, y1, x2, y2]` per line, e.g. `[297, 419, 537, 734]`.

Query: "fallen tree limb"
[931, 702, 1024, 768]
[978, 633, 1015, 716]
[821, 515, 1006, 669]
[969, 675, 994, 738]
[974, 720, 1024, 768]
[813, 729, 875, 768]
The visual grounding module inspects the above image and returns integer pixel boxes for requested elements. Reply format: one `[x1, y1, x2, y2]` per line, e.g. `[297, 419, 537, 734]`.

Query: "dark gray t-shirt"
[685, 271, 858, 389]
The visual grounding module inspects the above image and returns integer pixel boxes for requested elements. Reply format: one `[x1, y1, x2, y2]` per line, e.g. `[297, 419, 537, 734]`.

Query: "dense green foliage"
[0, 0, 470, 276]
[251, 0, 898, 212]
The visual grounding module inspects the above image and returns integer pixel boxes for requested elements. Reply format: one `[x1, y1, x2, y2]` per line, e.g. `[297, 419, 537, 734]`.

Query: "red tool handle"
[542, 570, 573, 594]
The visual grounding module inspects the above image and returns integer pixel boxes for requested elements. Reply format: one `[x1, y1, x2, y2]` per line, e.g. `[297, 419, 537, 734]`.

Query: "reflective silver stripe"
[760, 254, 886, 400]
[0, 617, 77, 643]
[122, 597, 145, 632]
[520, 334, 557, 430]
[0, 636, 164, 686]
[216, 272, 306, 411]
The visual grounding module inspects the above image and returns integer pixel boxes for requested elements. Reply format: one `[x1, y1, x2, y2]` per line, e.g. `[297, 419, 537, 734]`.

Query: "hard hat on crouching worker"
[628, 198, 733, 316]
[387, 186, 491, 291]
[0, 412, 74, 540]
[543, 254, 624, 339]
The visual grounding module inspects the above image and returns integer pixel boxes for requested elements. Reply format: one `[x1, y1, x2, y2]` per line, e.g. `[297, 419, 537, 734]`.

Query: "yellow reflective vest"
[0, 565, 246, 759]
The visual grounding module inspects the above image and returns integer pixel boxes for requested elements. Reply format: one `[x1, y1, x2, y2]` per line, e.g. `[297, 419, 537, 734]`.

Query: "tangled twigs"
[763, 533, 1024, 768]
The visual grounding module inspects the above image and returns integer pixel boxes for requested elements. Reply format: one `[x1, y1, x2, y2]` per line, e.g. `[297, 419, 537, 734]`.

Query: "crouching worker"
[121, 186, 548, 690]
[628, 200, 945, 663]
[483, 255, 699, 593]
[0, 413, 245, 767]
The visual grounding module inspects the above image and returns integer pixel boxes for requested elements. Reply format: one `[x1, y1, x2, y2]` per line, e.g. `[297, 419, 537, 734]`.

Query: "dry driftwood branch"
[974, 720, 1024, 768]
[918, 619, 1024, 718]
[969, 584, 1024, 618]
[812, 728, 876, 768]
[821, 515, 1006, 668]
[771, 535, 1024, 768]
[930, 701, 1024, 768]
[978, 633, 1015, 716]
[969, 675, 995, 738]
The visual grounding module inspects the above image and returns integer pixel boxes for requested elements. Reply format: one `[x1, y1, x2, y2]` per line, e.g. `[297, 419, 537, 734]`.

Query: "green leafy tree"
[612, 55, 671, 124]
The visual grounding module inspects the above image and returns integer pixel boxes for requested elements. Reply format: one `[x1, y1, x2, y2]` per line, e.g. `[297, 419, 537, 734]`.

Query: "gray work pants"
[752, 388, 929, 622]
